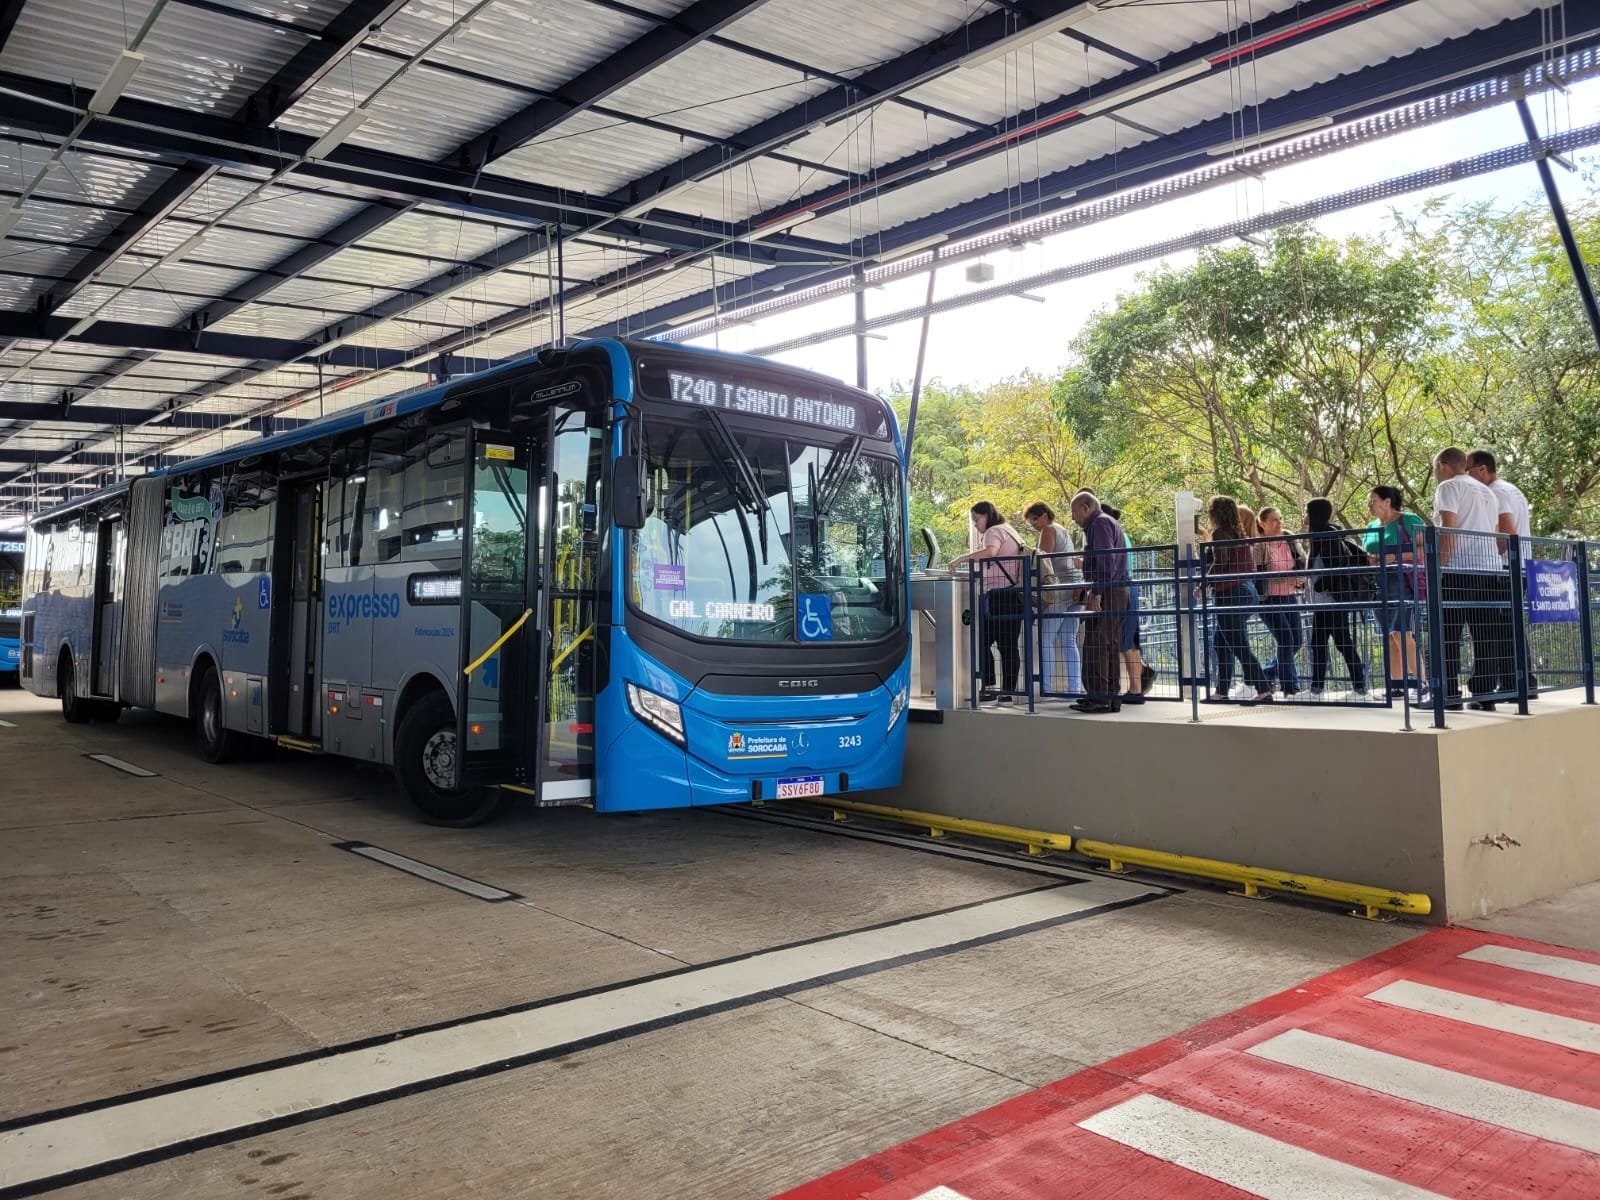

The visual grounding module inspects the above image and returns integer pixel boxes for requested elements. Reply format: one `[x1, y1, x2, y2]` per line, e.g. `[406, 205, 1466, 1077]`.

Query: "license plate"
[776, 775, 825, 799]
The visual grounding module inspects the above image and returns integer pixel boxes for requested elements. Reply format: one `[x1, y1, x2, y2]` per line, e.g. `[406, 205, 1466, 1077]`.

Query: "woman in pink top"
[1257, 506, 1306, 696]
[950, 501, 1027, 703]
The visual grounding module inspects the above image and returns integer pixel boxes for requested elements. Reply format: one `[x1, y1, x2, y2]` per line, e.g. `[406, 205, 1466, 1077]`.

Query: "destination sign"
[638, 358, 886, 437]
[0, 540, 23, 554]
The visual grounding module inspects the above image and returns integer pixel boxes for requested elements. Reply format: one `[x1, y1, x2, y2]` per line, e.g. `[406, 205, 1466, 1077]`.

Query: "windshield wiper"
[700, 409, 772, 561]
[813, 435, 862, 521]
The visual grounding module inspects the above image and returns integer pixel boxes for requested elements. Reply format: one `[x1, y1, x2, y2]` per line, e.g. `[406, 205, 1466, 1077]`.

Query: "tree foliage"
[894, 208, 1600, 542]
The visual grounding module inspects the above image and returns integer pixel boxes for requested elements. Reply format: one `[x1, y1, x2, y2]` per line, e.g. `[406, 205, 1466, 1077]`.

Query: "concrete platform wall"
[884, 703, 1600, 922]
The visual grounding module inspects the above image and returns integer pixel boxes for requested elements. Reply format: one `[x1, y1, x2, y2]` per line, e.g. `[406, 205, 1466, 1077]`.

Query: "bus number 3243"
[838, 734, 862, 749]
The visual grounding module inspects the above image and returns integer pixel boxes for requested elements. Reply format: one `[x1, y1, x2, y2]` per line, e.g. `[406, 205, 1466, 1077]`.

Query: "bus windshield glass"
[629, 415, 904, 644]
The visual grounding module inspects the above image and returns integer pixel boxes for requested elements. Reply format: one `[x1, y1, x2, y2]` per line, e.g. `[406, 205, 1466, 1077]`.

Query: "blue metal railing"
[964, 527, 1597, 728]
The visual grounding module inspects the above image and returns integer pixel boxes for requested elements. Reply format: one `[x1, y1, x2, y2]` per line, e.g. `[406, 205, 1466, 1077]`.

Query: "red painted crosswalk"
[777, 928, 1600, 1199]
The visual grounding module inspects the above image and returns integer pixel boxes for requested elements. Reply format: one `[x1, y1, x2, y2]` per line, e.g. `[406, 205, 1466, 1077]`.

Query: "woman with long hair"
[1304, 497, 1370, 697]
[1256, 506, 1306, 696]
[950, 500, 1028, 703]
[1024, 500, 1082, 696]
[1204, 496, 1272, 704]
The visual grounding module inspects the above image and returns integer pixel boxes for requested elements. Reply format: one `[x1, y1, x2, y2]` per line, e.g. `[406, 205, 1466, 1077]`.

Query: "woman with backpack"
[950, 500, 1028, 703]
[1304, 498, 1371, 698]
[1203, 496, 1273, 704]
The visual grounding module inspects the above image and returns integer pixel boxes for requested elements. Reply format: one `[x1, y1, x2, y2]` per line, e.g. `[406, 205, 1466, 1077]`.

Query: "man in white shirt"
[1468, 449, 1534, 696]
[1433, 447, 1507, 709]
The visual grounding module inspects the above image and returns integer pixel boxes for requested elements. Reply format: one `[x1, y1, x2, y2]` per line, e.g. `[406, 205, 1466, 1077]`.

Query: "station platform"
[2, 685, 1599, 1199]
[897, 690, 1600, 924]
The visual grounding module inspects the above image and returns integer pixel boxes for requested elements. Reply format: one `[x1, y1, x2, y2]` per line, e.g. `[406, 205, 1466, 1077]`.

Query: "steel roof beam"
[0, 74, 844, 261]
[592, 0, 1109, 218]
[0, 0, 24, 57]
[647, 0, 1434, 257]
[0, 399, 306, 430]
[582, 7, 1600, 340]
[458, 0, 775, 166]
[241, 0, 411, 122]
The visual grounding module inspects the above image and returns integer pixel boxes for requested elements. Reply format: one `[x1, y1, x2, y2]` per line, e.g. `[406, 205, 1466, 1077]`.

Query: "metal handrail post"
[1508, 534, 1530, 716]
[1424, 525, 1447, 729]
[967, 568, 979, 711]
[1186, 548, 1201, 722]
[1022, 556, 1036, 714]
[1579, 541, 1596, 705]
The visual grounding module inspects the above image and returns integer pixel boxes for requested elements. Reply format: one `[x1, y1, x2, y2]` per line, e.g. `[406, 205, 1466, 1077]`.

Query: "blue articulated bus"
[0, 538, 22, 682]
[19, 339, 911, 824]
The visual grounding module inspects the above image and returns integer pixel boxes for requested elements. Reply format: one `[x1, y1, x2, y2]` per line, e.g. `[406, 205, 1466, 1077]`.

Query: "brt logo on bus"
[327, 591, 404, 632]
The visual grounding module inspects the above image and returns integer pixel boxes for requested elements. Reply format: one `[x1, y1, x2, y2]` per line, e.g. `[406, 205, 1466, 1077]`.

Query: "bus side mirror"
[613, 454, 652, 529]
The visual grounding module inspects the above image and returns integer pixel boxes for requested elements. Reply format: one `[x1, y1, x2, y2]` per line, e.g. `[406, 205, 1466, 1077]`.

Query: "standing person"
[950, 501, 1027, 704]
[1024, 501, 1081, 696]
[1203, 496, 1273, 704]
[1068, 491, 1127, 714]
[1103, 504, 1157, 703]
[1363, 486, 1426, 698]
[1468, 449, 1534, 696]
[1256, 506, 1305, 696]
[1433, 447, 1506, 709]
[1305, 498, 1370, 698]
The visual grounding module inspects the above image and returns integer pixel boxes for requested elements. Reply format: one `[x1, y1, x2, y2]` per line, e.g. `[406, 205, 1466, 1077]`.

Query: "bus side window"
[403, 429, 464, 562]
[365, 431, 410, 566]
[215, 471, 275, 575]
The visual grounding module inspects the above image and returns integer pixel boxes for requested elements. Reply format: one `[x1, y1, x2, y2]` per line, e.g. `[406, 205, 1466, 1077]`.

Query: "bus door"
[534, 401, 603, 805]
[456, 429, 537, 787]
[90, 515, 125, 696]
[273, 480, 322, 738]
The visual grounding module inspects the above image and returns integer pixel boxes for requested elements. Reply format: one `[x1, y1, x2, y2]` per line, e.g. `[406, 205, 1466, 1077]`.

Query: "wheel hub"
[422, 729, 458, 791]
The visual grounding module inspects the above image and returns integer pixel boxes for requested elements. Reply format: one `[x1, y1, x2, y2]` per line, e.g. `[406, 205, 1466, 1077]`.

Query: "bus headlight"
[627, 682, 685, 745]
[887, 684, 908, 730]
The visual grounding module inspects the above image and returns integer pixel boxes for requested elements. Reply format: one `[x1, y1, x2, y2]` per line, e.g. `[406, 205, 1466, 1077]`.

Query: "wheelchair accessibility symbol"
[797, 593, 833, 642]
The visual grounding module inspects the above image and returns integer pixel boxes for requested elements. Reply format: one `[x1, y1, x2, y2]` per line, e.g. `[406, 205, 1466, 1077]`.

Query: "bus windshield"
[629, 415, 904, 644]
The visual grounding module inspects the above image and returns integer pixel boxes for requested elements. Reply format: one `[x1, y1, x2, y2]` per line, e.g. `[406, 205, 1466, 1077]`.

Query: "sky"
[688, 78, 1600, 394]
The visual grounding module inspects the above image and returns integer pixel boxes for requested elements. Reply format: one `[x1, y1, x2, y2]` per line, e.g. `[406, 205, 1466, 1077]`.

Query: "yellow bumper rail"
[1074, 838, 1432, 920]
[798, 797, 1073, 857]
[792, 798, 1430, 920]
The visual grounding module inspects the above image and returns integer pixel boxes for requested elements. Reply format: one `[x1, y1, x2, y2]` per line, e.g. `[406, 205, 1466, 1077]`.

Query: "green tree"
[1413, 200, 1600, 533]
[1064, 227, 1445, 523]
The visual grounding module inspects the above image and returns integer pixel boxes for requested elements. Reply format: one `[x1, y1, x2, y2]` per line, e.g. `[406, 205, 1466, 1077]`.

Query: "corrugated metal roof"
[0, 141, 173, 210]
[0, 0, 1571, 508]
[130, 3, 312, 114]
[369, 0, 659, 95]
[729, 0, 999, 79]
[602, 42, 825, 141]
[275, 47, 530, 159]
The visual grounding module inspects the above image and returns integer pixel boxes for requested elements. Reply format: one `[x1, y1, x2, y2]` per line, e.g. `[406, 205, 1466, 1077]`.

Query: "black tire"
[59, 652, 91, 724]
[193, 665, 239, 764]
[92, 700, 122, 723]
[393, 691, 510, 827]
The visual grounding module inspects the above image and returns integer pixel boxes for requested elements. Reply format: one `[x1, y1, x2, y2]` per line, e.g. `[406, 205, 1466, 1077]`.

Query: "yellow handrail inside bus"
[548, 623, 593, 674]
[464, 608, 533, 677]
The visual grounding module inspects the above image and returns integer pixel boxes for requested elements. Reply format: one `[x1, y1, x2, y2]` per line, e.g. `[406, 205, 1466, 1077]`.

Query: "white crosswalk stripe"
[1366, 980, 1600, 1054]
[1248, 1028, 1600, 1153]
[1078, 1093, 1450, 1200]
[1460, 944, 1600, 990]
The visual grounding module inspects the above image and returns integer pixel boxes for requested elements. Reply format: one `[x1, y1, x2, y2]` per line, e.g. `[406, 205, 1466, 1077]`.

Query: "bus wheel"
[194, 665, 238, 764]
[394, 692, 509, 827]
[59, 653, 91, 724]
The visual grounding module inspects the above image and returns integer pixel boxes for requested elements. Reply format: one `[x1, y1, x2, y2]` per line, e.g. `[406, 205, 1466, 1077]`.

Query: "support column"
[1517, 97, 1600, 350]
[853, 266, 868, 391]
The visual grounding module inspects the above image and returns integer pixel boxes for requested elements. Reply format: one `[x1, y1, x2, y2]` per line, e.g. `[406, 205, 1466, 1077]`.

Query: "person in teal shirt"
[1363, 485, 1426, 651]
